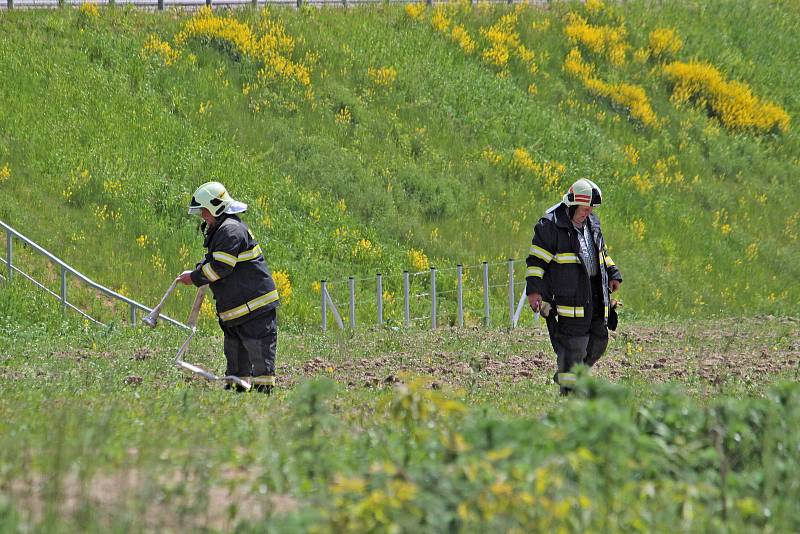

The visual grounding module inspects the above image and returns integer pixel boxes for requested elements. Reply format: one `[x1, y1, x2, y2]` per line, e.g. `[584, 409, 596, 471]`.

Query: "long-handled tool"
[142, 279, 179, 328]
[173, 285, 252, 391]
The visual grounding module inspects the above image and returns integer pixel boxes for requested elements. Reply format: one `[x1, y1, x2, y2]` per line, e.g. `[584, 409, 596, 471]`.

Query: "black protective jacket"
[190, 214, 279, 326]
[525, 203, 621, 328]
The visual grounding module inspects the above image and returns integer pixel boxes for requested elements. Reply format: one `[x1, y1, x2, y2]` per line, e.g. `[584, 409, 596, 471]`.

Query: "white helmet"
[188, 181, 248, 217]
[563, 178, 602, 207]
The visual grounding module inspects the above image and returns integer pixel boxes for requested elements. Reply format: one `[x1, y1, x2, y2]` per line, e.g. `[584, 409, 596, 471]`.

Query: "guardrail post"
[457, 264, 464, 327]
[206, 0, 212, 7]
[130, 304, 137, 326]
[60, 266, 67, 313]
[5, 230, 11, 281]
[482, 261, 490, 327]
[430, 267, 437, 330]
[403, 271, 410, 327]
[296, 0, 302, 8]
[348, 276, 355, 329]
[321, 280, 327, 332]
[376, 273, 383, 325]
[252, 0, 258, 7]
[508, 259, 515, 329]
[158, 0, 164, 10]
[7, 0, 13, 10]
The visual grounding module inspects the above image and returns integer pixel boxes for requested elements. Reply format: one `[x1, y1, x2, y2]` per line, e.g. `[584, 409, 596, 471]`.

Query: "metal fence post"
[130, 304, 137, 327]
[403, 271, 410, 327]
[348, 276, 355, 329]
[7, 0, 13, 9]
[252, 0, 258, 7]
[482, 261, 490, 327]
[60, 266, 67, 313]
[321, 280, 327, 332]
[376, 273, 383, 325]
[508, 259, 515, 329]
[158, 0, 164, 10]
[431, 267, 437, 330]
[457, 264, 464, 327]
[206, 0, 212, 7]
[5, 230, 11, 281]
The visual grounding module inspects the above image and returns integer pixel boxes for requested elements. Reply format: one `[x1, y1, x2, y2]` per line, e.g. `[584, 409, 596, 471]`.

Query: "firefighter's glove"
[540, 301, 552, 318]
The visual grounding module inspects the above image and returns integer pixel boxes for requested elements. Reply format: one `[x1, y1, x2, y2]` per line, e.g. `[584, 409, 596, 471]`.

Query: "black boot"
[252, 375, 275, 395]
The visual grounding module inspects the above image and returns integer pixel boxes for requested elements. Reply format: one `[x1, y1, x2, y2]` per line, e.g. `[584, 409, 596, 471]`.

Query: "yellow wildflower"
[663, 61, 790, 134]
[649, 28, 682, 58]
[273, 270, 292, 304]
[78, 2, 99, 18]
[408, 248, 430, 271]
[404, 3, 426, 21]
[631, 218, 646, 240]
[368, 66, 398, 88]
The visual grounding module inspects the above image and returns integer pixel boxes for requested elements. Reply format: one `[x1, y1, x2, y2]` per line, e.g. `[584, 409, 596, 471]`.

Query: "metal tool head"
[142, 313, 159, 328]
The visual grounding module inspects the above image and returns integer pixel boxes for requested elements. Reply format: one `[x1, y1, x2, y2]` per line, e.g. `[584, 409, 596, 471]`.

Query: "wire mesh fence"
[320, 258, 545, 332]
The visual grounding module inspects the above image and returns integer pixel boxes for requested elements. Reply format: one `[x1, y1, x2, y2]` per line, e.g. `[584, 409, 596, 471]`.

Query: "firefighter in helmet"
[176, 181, 280, 394]
[525, 178, 622, 395]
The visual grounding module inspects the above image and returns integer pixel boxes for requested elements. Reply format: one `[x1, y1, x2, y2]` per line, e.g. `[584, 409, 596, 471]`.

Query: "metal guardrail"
[0, 220, 190, 330]
[0, 0, 543, 10]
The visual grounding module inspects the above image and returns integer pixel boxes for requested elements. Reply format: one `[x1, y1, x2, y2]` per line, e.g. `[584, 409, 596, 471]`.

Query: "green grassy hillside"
[0, 0, 798, 330]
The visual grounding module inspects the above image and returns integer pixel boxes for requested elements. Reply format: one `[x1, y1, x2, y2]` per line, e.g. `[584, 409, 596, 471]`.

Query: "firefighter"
[176, 181, 280, 394]
[525, 179, 622, 395]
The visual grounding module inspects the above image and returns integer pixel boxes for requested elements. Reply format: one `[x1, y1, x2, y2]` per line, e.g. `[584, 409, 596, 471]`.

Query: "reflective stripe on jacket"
[190, 214, 280, 326]
[525, 203, 622, 327]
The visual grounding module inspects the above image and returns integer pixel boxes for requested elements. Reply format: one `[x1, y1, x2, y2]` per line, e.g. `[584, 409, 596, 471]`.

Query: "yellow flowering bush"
[174, 7, 314, 112]
[623, 144, 639, 166]
[423, 7, 477, 56]
[404, 3, 426, 22]
[564, 12, 628, 66]
[583, 77, 658, 127]
[408, 248, 430, 272]
[451, 25, 477, 55]
[479, 12, 537, 78]
[630, 172, 653, 194]
[140, 35, 181, 66]
[368, 66, 398, 88]
[563, 47, 595, 79]
[335, 106, 352, 126]
[649, 28, 682, 59]
[662, 61, 790, 133]
[481, 148, 502, 165]
[78, 2, 99, 19]
[0, 163, 10, 182]
[509, 148, 565, 191]
[273, 270, 292, 304]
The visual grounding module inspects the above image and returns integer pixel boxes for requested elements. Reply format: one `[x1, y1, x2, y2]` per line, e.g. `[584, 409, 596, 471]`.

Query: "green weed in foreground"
[1, 373, 798, 532]
[1, 303, 798, 531]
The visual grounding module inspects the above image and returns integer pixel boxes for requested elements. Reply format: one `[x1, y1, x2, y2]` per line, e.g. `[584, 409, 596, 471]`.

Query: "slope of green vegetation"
[0, 0, 798, 330]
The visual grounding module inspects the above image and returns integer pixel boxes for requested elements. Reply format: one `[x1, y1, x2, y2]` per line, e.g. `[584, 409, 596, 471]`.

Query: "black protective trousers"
[549, 275, 608, 393]
[220, 309, 278, 378]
